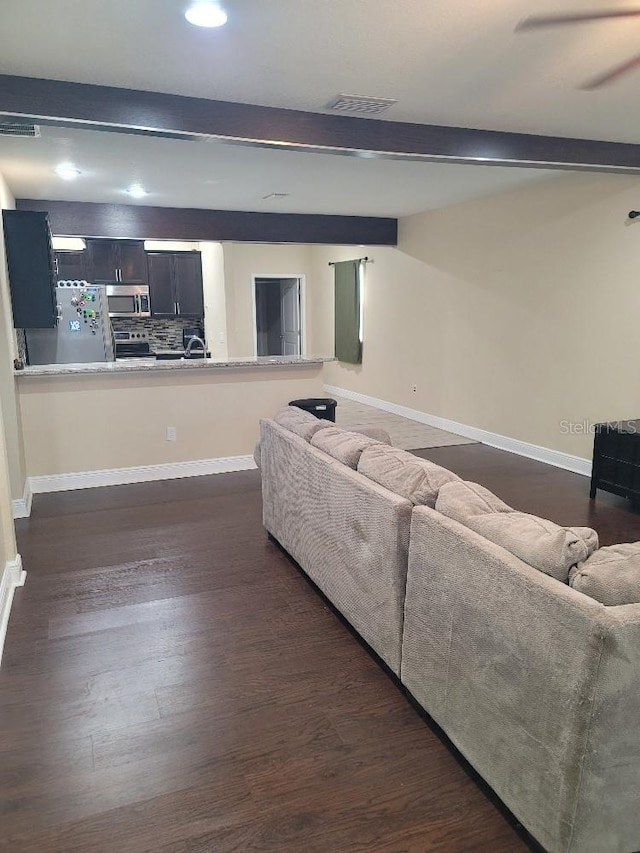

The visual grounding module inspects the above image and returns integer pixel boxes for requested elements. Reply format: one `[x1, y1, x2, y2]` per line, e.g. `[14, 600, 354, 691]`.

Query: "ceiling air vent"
[0, 122, 41, 138]
[326, 94, 397, 116]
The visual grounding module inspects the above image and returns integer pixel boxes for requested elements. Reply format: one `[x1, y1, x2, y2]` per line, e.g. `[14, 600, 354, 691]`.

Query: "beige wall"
[223, 243, 314, 357]
[200, 242, 228, 359]
[0, 171, 27, 504]
[18, 366, 323, 476]
[313, 172, 640, 460]
[0, 171, 19, 563]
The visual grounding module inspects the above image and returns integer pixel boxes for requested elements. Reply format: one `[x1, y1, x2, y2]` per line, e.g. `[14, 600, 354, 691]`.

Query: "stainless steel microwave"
[106, 284, 151, 318]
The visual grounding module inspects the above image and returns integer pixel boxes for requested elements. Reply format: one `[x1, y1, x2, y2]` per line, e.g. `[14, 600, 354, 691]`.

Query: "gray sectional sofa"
[259, 407, 640, 853]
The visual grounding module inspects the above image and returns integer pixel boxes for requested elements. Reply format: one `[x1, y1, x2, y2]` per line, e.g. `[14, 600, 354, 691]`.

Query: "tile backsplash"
[111, 318, 204, 351]
[15, 329, 27, 367]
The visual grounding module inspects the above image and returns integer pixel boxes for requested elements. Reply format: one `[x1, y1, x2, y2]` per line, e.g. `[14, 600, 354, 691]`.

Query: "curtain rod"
[328, 256, 373, 266]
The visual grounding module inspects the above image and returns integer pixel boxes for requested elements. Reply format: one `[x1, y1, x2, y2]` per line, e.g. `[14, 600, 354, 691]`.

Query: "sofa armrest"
[402, 506, 620, 853]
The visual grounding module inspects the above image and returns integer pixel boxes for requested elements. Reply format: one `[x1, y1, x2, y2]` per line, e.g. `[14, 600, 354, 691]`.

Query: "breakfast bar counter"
[15, 357, 329, 486]
[15, 355, 329, 378]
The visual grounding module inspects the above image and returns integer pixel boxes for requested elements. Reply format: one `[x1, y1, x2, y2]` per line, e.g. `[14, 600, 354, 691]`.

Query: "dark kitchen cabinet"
[147, 251, 204, 318]
[2, 210, 58, 328]
[119, 241, 147, 281]
[146, 253, 175, 315]
[173, 253, 204, 317]
[85, 239, 147, 282]
[85, 240, 115, 280]
[54, 250, 87, 281]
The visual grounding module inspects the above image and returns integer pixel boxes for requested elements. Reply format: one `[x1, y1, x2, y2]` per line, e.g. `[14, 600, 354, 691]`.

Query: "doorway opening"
[252, 275, 305, 357]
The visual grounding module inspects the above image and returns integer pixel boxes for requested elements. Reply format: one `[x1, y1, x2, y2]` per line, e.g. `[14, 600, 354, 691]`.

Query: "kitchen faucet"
[185, 336, 207, 358]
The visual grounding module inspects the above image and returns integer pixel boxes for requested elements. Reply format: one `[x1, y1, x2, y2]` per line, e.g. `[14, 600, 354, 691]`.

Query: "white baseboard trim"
[29, 455, 258, 495]
[325, 384, 591, 477]
[12, 479, 33, 520]
[0, 554, 26, 666]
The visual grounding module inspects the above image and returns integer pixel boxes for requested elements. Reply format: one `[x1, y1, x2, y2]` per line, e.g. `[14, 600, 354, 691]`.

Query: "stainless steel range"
[113, 330, 156, 360]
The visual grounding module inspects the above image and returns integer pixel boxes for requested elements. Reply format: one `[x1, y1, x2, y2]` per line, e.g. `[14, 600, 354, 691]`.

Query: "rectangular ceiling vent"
[0, 122, 41, 138]
[326, 94, 397, 116]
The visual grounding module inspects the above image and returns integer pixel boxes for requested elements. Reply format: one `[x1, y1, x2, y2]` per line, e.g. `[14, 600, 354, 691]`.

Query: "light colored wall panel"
[17, 366, 323, 477]
[200, 241, 228, 359]
[0, 171, 27, 505]
[312, 172, 640, 460]
[223, 243, 314, 357]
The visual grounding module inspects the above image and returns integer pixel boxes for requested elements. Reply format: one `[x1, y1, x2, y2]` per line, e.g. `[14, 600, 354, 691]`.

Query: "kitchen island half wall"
[16, 359, 324, 492]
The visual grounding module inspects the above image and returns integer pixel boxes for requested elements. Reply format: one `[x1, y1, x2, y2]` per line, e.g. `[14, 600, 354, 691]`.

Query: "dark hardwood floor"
[2, 444, 639, 852]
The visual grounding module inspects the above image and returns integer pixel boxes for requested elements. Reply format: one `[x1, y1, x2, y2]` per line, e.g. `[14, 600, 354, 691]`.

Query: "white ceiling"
[0, 125, 559, 217]
[2, 0, 640, 143]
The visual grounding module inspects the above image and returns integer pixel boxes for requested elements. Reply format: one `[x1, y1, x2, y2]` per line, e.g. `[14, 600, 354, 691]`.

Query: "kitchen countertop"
[15, 355, 331, 378]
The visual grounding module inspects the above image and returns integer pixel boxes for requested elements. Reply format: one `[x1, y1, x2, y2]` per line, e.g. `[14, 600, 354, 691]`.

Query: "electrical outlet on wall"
[412, 384, 417, 393]
[166, 426, 177, 442]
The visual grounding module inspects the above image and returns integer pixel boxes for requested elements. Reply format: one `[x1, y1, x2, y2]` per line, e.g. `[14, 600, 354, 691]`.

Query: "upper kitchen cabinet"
[146, 252, 175, 316]
[173, 253, 204, 317]
[55, 250, 87, 281]
[119, 241, 148, 281]
[2, 210, 58, 328]
[85, 239, 147, 282]
[147, 251, 204, 318]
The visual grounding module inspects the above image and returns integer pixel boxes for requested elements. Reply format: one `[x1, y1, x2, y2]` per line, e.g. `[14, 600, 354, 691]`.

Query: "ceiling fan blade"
[580, 51, 640, 88]
[516, 9, 640, 30]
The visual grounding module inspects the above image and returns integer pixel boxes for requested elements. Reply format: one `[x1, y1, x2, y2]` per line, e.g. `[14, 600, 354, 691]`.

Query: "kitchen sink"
[155, 352, 210, 360]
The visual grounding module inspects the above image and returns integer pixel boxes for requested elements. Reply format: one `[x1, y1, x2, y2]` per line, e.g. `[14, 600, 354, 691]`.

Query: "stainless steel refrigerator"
[25, 283, 115, 365]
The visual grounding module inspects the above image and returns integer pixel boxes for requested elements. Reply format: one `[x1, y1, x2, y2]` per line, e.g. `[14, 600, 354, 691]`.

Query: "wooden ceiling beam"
[2, 74, 640, 172]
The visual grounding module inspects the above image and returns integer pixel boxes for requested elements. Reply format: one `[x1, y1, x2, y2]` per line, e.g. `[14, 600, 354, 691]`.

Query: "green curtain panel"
[334, 260, 362, 364]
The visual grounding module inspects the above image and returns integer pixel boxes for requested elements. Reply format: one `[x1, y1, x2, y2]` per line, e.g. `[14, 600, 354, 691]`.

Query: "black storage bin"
[289, 397, 337, 422]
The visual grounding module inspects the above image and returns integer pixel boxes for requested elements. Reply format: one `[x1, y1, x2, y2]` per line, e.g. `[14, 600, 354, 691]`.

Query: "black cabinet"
[54, 250, 87, 281]
[590, 421, 640, 502]
[85, 239, 147, 282]
[146, 253, 175, 315]
[147, 251, 204, 318]
[2, 210, 57, 328]
[120, 241, 147, 281]
[173, 253, 204, 317]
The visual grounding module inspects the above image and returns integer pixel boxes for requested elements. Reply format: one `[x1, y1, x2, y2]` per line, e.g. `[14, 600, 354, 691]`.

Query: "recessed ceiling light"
[126, 184, 148, 199]
[185, 2, 227, 27]
[55, 162, 81, 180]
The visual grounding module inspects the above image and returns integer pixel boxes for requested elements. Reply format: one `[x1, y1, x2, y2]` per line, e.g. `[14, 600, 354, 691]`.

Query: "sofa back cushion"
[436, 480, 598, 581]
[435, 479, 512, 520]
[358, 444, 460, 507]
[570, 543, 640, 605]
[310, 427, 383, 469]
[273, 406, 332, 441]
[349, 426, 392, 445]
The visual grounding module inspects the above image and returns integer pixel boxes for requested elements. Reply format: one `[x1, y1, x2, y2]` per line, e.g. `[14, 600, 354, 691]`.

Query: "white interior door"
[280, 279, 301, 356]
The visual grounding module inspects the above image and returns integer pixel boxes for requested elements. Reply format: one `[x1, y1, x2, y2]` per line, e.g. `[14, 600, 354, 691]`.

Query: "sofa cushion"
[435, 479, 512, 521]
[349, 426, 392, 445]
[310, 427, 383, 469]
[273, 406, 332, 441]
[569, 543, 640, 605]
[357, 444, 460, 507]
[436, 480, 598, 581]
